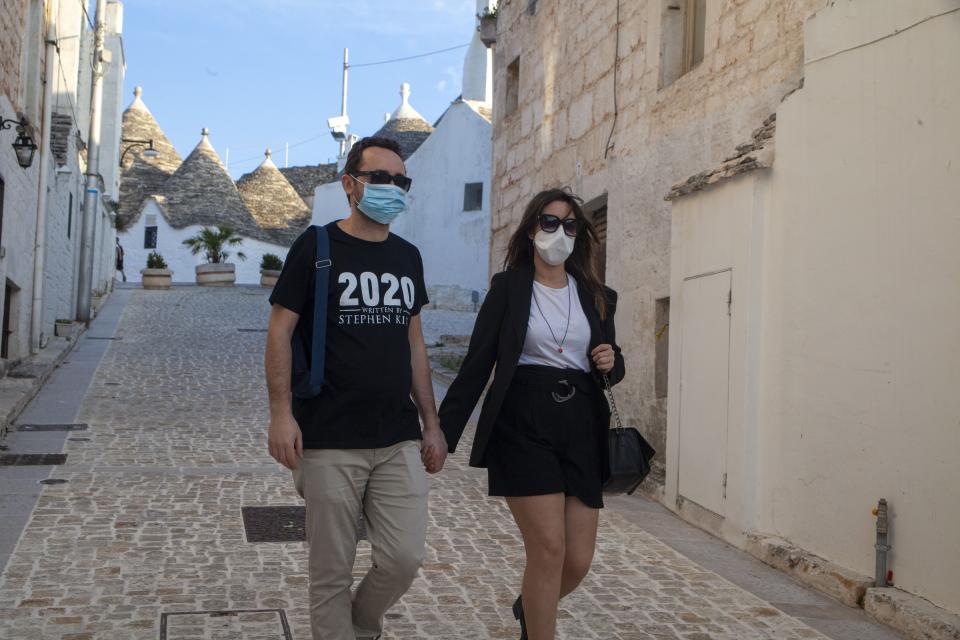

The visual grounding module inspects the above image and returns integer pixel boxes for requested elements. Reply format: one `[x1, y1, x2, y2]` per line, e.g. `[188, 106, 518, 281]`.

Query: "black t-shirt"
[269, 221, 429, 449]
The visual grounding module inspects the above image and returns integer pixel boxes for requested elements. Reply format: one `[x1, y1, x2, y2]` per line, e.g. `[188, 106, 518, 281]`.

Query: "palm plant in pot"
[142, 251, 173, 290]
[260, 253, 284, 288]
[182, 225, 246, 286]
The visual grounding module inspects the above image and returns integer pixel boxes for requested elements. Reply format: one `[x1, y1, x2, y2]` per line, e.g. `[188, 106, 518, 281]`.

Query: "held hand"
[268, 413, 303, 470]
[420, 427, 448, 474]
[591, 343, 616, 373]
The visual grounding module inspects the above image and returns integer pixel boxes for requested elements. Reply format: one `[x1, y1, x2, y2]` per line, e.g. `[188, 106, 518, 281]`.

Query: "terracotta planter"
[141, 268, 173, 290]
[195, 263, 236, 287]
[260, 269, 281, 288]
[479, 15, 497, 46]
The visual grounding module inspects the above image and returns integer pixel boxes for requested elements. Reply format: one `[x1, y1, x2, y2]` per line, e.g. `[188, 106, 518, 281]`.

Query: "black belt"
[512, 365, 596, 403]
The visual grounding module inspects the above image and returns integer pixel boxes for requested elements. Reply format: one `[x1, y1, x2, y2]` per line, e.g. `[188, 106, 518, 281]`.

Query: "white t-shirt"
[518, 274, 592, 371]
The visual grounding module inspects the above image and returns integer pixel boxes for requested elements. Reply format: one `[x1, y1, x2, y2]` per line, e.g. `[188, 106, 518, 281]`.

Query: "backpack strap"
[309, 225, 331, 393]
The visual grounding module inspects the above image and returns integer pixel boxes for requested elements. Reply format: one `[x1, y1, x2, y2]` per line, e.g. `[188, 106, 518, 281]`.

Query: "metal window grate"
[17, 423, 88, 432]
[0, 454, 67, 466]
[160, 609, 292, 640]
[241, 506, 366, 543]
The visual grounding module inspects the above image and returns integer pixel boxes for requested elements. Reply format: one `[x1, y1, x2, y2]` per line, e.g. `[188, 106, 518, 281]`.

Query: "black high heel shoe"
[512, 595, 528, 640]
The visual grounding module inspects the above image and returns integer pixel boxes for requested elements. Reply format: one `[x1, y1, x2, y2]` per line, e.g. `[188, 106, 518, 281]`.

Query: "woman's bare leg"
[506, 494, 566, 640]
[560, 496, 599, 598]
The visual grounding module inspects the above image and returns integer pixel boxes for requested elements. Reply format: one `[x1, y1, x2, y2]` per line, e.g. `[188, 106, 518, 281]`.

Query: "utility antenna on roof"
[327, 48, 351, 162]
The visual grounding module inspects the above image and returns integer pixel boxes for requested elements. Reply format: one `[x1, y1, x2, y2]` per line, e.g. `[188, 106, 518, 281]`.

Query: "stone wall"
[490, 0, 829, 478]
[0, 0, 27, 110]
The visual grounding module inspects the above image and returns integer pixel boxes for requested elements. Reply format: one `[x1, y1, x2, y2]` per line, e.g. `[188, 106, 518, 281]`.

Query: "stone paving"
[0, 286, 853, 639]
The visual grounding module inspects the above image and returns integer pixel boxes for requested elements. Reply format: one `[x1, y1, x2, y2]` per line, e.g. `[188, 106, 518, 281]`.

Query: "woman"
[438, 188, 625, 639]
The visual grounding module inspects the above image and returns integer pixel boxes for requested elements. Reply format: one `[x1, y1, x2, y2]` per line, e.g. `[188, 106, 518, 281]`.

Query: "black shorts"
[486, 365, 604, 509]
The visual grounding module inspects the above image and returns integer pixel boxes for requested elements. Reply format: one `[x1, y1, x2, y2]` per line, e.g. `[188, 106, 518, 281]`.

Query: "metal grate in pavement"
[39, 478, 68, 485]
[86, 336, 122, 340]
[17, 423, 88, 432]
[237, 328, 268, 332]
[159, 609, 292, 640]
[241, 506, 367, 543]
[0, 454, 67, 466]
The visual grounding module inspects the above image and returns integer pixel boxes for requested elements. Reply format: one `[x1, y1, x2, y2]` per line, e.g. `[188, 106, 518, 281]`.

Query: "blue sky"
[122, 0, 478, 178]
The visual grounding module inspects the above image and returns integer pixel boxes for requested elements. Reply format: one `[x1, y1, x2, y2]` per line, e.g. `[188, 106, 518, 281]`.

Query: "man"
[265, 136, 448, 640]
[115, 237, 126, 283]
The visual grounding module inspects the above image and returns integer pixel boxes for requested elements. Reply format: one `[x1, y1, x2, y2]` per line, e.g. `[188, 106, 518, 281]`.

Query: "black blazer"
[438, 265, 626, 483]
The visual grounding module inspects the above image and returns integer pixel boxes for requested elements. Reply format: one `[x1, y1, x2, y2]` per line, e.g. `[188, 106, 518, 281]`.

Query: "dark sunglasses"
[538, 214, 580, 237]
[352, 170, 413, 192]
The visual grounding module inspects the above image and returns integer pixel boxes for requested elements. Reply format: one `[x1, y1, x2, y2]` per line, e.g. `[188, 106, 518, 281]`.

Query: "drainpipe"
[873, 498, 890, 587]
[30, 12, 58, 354]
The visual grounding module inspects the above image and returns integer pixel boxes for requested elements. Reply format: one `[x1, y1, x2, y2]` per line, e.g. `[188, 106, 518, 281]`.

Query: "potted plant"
[142, 251, 173, 289]
[182, 225, 246, 286]
[478, 5, 498, 47]
[54, 318, 77, 338]
[260, 253, 283, 288]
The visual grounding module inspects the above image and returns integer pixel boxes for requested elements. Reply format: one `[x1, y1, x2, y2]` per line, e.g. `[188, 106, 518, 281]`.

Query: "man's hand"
[591, 343, 616, 373]
[268, 413, 303, 470]
[421, 427, 448, 474]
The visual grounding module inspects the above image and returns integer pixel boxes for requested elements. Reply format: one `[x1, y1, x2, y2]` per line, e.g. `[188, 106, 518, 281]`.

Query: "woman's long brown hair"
[504, 187, 607, 320]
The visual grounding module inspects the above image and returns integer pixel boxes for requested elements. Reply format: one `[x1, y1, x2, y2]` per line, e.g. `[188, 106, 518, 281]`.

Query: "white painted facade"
[121, 199, 289, 286]
[667, 0, 960, 614]
[1, 0, 123, 363]
[311, 11, 493, 310]
[390, 100, 491, 298]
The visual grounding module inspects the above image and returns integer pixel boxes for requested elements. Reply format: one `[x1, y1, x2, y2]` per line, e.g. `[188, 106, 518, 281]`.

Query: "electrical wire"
[349, 43, 470, 68]
[227, 132, 327, 169]
[604, 0, 620, 159]
[78, 0, 94, 30]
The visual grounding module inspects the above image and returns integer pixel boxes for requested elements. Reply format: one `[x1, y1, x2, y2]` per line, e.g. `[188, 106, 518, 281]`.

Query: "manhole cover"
[68, 437, 91, 442]
[160, 609, 292, 640]
[17, 423, 88, 432]
[40, 478, 68, 485]
[0, 454, 67, 466]
[241, 506, 367, 543]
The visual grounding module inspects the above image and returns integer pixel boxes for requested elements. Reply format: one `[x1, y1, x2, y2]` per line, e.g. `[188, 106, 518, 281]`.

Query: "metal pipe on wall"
[29, 10, 58, 354]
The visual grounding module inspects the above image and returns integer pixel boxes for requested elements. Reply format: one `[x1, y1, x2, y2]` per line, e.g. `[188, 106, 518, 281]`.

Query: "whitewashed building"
[117, 90, 337, 284]
[1, 0, 124, 365]
[312, 12, 493, 310]
[665, 0, 960, 622]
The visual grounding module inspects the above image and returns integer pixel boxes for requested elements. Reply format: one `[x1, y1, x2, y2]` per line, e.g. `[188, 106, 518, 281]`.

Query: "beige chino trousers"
[293, 440, 428, 640]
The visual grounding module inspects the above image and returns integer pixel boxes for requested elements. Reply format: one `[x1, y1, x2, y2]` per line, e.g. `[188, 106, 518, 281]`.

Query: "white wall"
[668, 0, 960, 614]
[315, 103, 492, 302]
[120, 199, 291, 285]
[311, 179, 350, 227]
[391, 102, 491, 296]
[0, 96, 41, 360]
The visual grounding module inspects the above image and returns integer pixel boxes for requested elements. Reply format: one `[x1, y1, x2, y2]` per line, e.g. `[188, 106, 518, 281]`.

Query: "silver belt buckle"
[551, 379, 577, 403]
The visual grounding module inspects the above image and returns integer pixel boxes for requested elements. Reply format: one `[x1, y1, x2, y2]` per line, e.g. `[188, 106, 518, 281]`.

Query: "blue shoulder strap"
[309, 225, 331, 393]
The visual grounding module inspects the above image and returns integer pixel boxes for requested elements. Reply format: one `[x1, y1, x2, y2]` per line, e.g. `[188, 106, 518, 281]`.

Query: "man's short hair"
[343, 137, 403, 177]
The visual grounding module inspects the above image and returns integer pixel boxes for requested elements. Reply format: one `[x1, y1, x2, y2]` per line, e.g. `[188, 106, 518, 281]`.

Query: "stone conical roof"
[118, 86, 183, 223]
[237, 149, 311, 243]
[372, 82, 433, 160]
[159, 128, 262, 238]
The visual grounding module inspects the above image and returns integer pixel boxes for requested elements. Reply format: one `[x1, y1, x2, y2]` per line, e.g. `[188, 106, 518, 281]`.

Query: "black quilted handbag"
[601, 373, 656, 495]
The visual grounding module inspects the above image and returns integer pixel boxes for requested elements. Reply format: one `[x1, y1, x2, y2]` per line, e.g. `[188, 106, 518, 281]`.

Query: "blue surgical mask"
[349, 175, 408, 225]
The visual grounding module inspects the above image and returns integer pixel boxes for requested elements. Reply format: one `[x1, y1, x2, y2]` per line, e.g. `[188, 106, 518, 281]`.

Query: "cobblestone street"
[0, 287, 902, 640]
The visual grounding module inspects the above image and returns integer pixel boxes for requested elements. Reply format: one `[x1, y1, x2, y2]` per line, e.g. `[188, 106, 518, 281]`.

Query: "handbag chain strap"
[601, 373, 625, 431]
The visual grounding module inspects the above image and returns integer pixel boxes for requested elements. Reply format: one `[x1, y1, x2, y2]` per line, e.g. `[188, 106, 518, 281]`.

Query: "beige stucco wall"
[490, 0, 829, 474]
[669, 0, 960, 613]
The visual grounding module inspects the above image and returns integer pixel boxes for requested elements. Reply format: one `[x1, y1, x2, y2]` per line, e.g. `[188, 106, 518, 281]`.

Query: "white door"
[678, 270, 731, 516]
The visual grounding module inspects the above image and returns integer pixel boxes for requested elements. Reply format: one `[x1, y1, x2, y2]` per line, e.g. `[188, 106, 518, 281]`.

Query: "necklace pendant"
[558, 347, 563, 353]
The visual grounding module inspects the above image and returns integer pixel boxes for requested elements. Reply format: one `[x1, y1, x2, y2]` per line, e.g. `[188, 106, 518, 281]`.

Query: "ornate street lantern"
[1, 115, 37, 169]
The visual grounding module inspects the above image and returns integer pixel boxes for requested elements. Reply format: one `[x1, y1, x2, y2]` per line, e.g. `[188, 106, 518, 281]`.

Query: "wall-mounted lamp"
[120, 138, 159, 164]
[1, 115, 38, 169]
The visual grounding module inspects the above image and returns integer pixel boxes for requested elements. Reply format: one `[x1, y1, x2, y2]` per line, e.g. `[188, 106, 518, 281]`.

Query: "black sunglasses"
[538, 214, 580, 237]
[352, 170, 413, 192]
